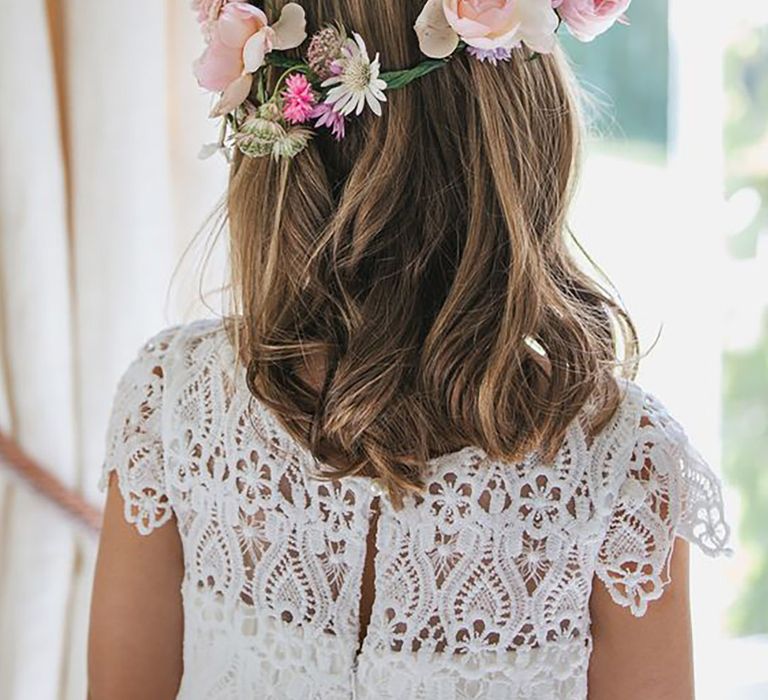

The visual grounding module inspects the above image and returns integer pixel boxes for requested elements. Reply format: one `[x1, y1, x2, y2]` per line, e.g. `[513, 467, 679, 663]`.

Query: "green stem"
[218, 116, 229, 146]
[272, 67, 298, 98]
[256, 72, 267, 104]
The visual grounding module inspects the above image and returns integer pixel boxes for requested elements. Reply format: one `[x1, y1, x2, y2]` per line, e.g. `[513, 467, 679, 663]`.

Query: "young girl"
[88, 1, 731, 698]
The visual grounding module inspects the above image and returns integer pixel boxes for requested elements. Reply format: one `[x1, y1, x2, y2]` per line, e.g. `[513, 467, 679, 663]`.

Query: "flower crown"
[193, 0, 631, 161]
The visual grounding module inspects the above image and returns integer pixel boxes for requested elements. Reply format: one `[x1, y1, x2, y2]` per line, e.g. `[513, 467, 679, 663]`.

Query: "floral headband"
[193, 0, 631, 161]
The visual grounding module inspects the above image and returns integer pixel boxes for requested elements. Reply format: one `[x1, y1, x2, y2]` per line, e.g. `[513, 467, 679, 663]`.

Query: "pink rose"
[444, 0, 525, 50]
[416, 0, 559, 59]
[193, 2, 307, 117]
[193, 2, 268, 92]
[191, 0, 229, 28]
[554, 0, 631, 42]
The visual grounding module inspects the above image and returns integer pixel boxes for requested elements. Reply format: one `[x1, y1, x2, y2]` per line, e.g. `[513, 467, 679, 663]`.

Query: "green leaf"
[381, 59, 451, 90]
[264, 55, 322, 88]
[265, 54, 306, 70]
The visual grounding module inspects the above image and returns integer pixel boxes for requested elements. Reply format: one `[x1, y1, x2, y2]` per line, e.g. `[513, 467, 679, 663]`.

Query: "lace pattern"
[178, 587, 354, 699]
[99, 326, 181, 535]
[99, 319, 732, 699]
[594, 391, 732, 616]
[354, 640, 591, 700]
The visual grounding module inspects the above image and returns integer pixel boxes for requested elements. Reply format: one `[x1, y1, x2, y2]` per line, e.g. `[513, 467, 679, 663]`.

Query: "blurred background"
[0, 0, 766, 698]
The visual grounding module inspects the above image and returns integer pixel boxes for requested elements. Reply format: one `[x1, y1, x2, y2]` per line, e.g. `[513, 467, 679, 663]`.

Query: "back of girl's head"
[225, 0, 638, 508]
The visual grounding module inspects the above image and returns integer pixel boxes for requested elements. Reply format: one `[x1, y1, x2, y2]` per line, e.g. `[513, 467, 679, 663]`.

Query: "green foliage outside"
[722, 24, 768, 637]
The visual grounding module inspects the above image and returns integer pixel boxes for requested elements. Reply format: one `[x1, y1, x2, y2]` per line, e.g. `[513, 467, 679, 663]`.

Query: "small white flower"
[321, 33, 388, 117]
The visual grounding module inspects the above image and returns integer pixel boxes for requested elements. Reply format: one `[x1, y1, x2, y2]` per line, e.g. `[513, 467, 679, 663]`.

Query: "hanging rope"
[0, 429, 102, 535]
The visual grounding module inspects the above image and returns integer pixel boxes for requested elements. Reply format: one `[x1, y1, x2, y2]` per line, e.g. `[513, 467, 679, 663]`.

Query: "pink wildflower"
[281, 74, 317, 124]
[310, 103, 346, 141]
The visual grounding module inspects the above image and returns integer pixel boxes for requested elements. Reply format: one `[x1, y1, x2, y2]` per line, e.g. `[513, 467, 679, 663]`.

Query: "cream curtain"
[0, 1, 227, 697]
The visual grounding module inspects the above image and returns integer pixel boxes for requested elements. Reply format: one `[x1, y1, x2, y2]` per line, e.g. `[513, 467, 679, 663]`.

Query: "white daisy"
[321, 32, 388, 117]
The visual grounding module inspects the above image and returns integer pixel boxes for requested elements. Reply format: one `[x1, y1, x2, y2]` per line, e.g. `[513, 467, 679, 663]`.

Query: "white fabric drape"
[0, 1, 227, 697]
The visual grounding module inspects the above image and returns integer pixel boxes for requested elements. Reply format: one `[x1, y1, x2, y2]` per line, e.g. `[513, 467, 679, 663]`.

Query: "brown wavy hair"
[223, 0, 639, 509]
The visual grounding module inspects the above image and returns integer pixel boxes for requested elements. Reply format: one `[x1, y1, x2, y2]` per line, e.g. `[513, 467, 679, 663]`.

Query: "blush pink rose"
[193, 2, 267, 92]
[554, 0, 631, 42]
[193, 3, 307, 117]
[444, 0, 523, 50]
[192, 0, 228, 27]
[416, 0, 559, 58]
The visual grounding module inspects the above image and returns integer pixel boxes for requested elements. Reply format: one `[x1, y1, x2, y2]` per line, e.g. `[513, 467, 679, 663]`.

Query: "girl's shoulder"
[124, 317, 234, 383]
[590, 375, 711, 475]
[98, 318, 230, 534]
[589, 376, 732, 615]
[142, 317, 228, 358]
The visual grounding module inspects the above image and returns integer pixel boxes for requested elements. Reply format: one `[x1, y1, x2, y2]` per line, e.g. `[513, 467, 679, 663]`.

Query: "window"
[564, 2, 768, 697]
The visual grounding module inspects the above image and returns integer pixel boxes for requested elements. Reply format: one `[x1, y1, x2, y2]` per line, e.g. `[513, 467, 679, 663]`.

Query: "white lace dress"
[100, 319, 731, 700]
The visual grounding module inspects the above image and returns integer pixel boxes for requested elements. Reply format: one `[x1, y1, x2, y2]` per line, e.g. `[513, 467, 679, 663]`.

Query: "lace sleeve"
[595, 390, 732, 616]
[98, 326, 180, 536]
